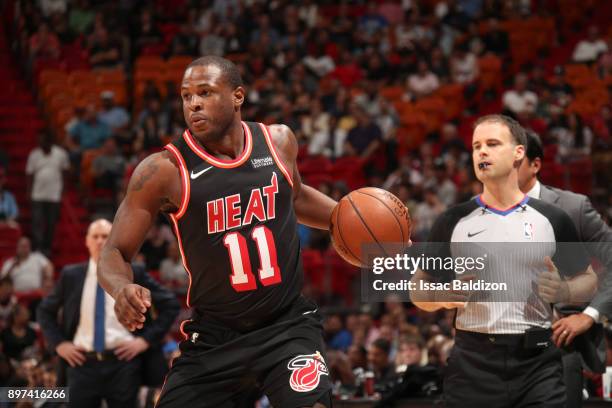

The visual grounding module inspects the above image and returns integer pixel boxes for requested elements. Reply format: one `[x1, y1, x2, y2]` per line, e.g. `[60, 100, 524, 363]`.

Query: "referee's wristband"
[583, 306, 600, 323]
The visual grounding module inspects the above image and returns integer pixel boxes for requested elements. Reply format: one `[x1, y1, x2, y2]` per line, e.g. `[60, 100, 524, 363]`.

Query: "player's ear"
[233, 86, 245, 110]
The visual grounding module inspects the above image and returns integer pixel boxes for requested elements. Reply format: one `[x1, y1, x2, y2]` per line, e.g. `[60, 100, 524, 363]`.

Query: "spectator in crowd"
[428, 160, 457, 207]
[91, 137, 126, 195]
[552, 112, 594, 159]
[135, 98, 168, 151]
[395, 335, 425, 372]
[596, 37, 612, 77]
[1, 237, 53, 293]
[358, 2, 388, 40]
[309, 115, 347, 158]
[97, 91, 130, 135]
[450, 46, 479, 84]
[88, 27, 122, 70]
[429, 47, 451, 82]
[67, 104, 111, 161]
[138, 220, 173, 271]
[64, 104, 86, 137]
[324, 314, 353, 352]
[38, 0, 67, 17]
[37, 219, 179, 407]
[159, 241, 188, 293]
[407, 60, 440, 99]
[383, 155, 425, 191]
[199, 23, 225, 56]
[358, 312, 381, 348]
[330, 50, 364, 88]
[50, 11, 75, 45]
[68, 0, 95, 34]
[302, 99, 331, 151]
[483, 18, 509, 56]
[592, 104, 611, 143]
[344, 105, 382, 160]
[0, 166, 19, 228]
[573, 25, 609, 63]
[26, 132, 69, 256]
[546, 65, 574, 108]
[132, 9, 163, 55]
[348, 344, 368, 371]
[439, 123, 468, 165]
[368, 338, 398, 392]
[502, 72, 538, 116]
[303, 45, 336, 78]
[412, 187, 447, 241]
[0, 303, 38, 360]
[0, 277, 17, 329]
[28, 22, 60, 61]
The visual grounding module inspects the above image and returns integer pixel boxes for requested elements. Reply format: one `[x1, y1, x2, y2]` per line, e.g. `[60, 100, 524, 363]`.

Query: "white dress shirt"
[73, 259, 133, 351]
[526, 180, 541, 199]
[528, 180, 601, 322]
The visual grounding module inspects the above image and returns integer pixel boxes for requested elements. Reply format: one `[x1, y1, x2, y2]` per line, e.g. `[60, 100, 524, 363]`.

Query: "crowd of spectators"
[1, 0, 612, 403]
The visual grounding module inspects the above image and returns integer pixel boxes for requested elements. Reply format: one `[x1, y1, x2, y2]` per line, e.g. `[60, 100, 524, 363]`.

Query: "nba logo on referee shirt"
[287, 351, 329, 392]
[524, 222, 534, 239]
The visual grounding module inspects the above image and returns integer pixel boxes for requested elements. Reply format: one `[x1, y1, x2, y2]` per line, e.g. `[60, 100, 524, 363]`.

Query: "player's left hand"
[114, 337, 150, 361]
[537, 256, 569, 303]
[551, 313, 594, 347]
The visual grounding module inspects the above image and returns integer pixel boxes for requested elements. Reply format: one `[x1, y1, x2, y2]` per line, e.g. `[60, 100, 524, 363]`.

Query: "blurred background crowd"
[1, 0, 612, 404]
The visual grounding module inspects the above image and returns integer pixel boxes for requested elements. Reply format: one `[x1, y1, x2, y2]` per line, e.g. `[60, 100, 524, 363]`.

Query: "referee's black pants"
[66, 355, 142, 408]
[444, 330, 565, 408]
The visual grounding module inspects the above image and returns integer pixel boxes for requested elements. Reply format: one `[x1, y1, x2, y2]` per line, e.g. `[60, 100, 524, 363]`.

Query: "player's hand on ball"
[537, 256, 569, 303]
[113, 284, 151, 331]
[552, 313, 595, 347]
[434, 274, 475, 309]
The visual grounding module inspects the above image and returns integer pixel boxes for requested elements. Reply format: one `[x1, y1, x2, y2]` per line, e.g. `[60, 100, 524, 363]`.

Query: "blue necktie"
[94, 283, 105, 352]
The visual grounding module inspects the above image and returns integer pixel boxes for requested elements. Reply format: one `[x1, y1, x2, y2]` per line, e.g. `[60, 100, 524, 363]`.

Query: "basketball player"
[410, 115, 590, 407]
[98, 56, 337, 407]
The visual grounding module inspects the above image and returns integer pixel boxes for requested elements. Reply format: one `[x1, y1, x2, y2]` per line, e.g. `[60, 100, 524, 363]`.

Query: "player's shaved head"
[187, 56, 243, 89]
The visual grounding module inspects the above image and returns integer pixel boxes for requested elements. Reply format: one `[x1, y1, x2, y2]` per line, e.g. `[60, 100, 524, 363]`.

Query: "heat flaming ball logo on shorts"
[287, 351, 329, 392]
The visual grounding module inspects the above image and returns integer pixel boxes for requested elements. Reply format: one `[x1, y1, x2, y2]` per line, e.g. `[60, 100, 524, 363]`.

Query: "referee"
[410, 115, 590, 408]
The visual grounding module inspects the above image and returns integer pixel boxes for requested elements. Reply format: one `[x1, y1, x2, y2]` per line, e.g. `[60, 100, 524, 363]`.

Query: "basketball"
[330, 187, 411, 267]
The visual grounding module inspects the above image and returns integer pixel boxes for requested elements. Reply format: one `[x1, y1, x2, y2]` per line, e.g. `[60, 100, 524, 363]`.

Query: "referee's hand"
[537, 256, 569, 303]
[434, 274, 475, 309]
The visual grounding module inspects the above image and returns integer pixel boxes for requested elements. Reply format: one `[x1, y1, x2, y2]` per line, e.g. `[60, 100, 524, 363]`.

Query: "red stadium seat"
[330, 157, 366, 190]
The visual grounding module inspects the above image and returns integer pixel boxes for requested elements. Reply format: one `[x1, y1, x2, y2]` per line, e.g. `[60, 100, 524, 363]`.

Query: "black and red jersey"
[164, 121, 303, 332]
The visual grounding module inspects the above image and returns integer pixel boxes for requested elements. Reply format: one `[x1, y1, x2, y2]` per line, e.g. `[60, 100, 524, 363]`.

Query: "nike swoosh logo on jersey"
[303, 309, 318, 315]
[190, 166, 213, 179]
[467, 229, 486, 238]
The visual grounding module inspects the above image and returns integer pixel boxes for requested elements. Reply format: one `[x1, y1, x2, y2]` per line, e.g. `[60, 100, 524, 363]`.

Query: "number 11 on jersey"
[223, 225, 282, 292]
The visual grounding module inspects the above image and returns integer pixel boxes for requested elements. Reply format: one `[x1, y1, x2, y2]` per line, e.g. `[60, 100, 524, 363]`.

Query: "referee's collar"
[476, 194, 529, 216]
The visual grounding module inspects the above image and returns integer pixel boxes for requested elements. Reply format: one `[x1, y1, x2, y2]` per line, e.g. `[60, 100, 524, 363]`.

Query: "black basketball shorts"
[156, 296, 332, 408]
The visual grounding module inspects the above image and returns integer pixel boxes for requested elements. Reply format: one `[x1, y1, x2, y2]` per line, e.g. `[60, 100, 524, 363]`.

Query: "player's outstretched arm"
[98, 150, 181, 331]
[267, 124, 337, 230]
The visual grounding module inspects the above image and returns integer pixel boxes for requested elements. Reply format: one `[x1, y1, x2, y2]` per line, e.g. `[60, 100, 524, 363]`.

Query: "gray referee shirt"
[424, 195, 589, 334]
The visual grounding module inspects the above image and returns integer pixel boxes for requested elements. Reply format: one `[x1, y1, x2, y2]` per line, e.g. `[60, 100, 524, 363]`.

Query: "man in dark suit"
[518, 130, 612, 407]
[37, 219, 180, 408]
